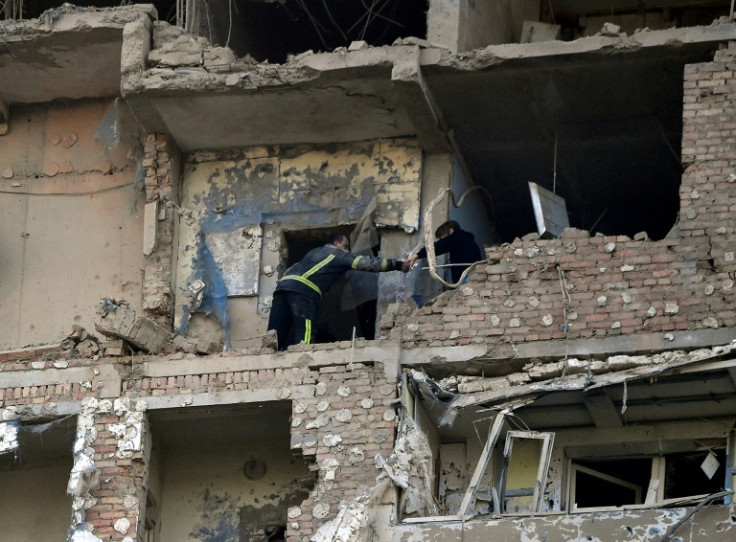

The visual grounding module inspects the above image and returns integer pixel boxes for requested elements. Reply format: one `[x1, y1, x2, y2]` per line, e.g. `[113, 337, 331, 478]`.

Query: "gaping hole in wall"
[284, 225, 380, 342]
[0, 416, 76, 540]
[148, 401, 315, 542]
[199, 0, 429, 63]
[541, 0, 732, 40]
[10, 1, 179, 23]
[477, 113, 684, 242]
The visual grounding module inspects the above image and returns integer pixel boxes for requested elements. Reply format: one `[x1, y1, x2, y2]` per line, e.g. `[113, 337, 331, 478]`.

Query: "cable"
[225, 0, 232, 48]
[416, 186, 494, 289]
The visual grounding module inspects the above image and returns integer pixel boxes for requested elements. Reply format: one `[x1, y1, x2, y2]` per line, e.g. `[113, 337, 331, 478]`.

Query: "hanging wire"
[552, 130, 558, 195]
[321, 0, 347, 40]
[225, 0, 233, 48]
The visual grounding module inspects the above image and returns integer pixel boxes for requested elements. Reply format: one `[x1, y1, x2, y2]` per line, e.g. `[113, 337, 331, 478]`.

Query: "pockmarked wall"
[0, 99, 145, 350]
[389, 44, 736, 349]
[0, 343, 399, 542]
[174, 138, 422, 347]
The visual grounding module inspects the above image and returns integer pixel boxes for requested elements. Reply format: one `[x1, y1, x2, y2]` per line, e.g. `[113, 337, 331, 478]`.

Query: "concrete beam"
[142, 385, 316, 410]
[391, 47, 451, 153]
[583, 389, 622, 429]
[142, 342, 402, 378]
[403, 328, 736, 377]
[0, 364, 121, 398]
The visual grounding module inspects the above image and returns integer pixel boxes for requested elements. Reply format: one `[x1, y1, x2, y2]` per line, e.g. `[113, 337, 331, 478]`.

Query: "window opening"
[283, 225, 379, 342]
[0, 416, 77, 540]
[148, 401, 315, 542]
[569, 448, 728, 511]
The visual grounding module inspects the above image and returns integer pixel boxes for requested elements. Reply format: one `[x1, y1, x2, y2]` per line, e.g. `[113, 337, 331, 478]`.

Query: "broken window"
[148, 401, 315, 542]
[569, 448, 728, 511]
[0, 417, 76, 540]
[193, 0, 429, 63]
[498, 430, 555, 514]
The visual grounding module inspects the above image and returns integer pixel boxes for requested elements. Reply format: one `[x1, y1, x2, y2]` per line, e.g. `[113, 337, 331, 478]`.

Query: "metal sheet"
[528, 182, 570, 238]
[205, 225, 263, 296]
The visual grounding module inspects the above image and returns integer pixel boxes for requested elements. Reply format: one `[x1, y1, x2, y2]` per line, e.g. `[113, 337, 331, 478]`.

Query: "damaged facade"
[2, 1, 736, 541]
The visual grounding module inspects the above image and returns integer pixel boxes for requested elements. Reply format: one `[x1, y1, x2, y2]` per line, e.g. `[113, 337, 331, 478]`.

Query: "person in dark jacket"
[409, 220, 482, 284]
[267, 232, 409, 350]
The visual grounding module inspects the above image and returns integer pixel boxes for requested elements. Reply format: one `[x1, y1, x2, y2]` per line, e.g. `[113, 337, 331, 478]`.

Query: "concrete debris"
[68, 408, 99, 497]
[311, 481, 391, 542]
[601, 22, 623, 37]
[375, 415, 438, 517]
[61, 325, 101, 357]
[441, 340, 736, 414]
[95, 299, 171, 354]
[0, 421, 19, 454]
[69, 526, 103, 542]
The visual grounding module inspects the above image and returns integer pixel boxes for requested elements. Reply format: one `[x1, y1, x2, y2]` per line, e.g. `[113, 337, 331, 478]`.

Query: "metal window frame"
[498, 430, 555, 514]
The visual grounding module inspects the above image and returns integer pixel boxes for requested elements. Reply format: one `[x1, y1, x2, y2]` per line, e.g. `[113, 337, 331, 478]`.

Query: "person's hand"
[401, 257, 417, 272]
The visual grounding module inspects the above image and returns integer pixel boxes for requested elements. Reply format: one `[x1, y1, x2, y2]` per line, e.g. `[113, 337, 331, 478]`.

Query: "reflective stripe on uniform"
[281, 275, 322, 295]
[303, 254, 335, 278]
[280, 254, 336, 297]
[351, 255, 363, 269]
[304, 319, 312, 344]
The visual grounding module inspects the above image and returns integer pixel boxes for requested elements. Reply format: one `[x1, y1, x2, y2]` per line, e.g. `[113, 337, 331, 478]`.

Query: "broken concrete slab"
[96, 303, 171, 354]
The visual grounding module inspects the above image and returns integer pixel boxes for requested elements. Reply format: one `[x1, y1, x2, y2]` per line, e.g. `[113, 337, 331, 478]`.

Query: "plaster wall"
[0, 462, 71, 541]
[0, 100, 145, 349]
[156, 422, 310, 541]
[175, 139, 422, 345]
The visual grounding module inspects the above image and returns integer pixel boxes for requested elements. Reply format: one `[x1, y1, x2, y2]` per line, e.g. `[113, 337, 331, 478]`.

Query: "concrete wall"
[459, 0, 540, 51]
[0, 99, 145, 350]
[174, 139, 422, 348]
[428, 0, 540, 51]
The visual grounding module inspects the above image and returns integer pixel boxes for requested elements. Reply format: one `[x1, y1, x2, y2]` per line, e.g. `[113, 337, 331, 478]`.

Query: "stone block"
[121, 17, 152, 74]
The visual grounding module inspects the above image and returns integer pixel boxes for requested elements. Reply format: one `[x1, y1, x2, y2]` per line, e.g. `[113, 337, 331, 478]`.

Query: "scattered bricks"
[102, 340, 128, 357]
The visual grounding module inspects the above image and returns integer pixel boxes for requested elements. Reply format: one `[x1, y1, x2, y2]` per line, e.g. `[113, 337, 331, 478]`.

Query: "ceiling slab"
[0, 5, 156, 104]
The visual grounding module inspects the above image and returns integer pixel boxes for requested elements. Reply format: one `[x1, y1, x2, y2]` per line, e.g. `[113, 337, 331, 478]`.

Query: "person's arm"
[336, 249, 403, 272]
[415, 231, 455, 261]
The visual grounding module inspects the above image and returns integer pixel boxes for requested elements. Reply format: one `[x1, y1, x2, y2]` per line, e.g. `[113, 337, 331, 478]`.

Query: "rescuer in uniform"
[267, 232, 410, 350]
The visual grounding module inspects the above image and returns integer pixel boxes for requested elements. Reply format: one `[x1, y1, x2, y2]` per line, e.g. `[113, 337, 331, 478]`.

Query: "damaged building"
[3, 0, 736, 540]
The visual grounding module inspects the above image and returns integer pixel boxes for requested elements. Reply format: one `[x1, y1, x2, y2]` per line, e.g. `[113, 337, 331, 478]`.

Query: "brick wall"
[388, 43, 736, 349]
[1, 348, 396, 542]
[141, 133, 178, 327]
